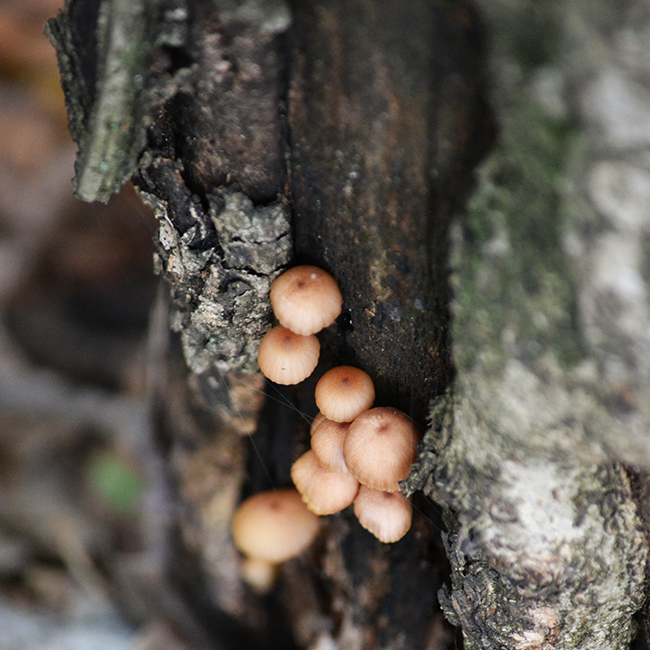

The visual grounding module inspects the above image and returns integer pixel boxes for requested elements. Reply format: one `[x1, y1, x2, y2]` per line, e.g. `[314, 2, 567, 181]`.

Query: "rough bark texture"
[403, 0, 650, 648]
[50, 0, 486, 648]
[47, 0, 650, 649]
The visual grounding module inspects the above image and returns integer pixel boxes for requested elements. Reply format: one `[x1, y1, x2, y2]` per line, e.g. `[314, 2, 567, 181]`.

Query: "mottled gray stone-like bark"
[404, 1, 650, 648]
[147, 187, 291, 377]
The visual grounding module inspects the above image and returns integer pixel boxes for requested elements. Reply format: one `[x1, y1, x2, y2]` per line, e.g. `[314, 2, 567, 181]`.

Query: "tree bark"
[403, 1, 650, 648]
[47, 0, 649, 649]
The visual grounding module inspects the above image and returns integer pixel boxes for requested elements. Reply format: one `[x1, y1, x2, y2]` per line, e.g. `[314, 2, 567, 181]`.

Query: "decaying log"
[47, 0, 650, 648]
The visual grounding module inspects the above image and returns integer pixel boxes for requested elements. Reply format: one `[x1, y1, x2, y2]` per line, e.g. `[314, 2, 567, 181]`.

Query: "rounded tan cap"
[315, 366, 375, 423]
[310, 412, 327, 436]
[354, 486, 412, 543]
[270, 266, 342, 335]
[310, 416, 350, 473]
[291, 450, 359, 515]
[343, 407, 420, 492]
[232, 488, 320, 562]
[257, 325, 320, 385]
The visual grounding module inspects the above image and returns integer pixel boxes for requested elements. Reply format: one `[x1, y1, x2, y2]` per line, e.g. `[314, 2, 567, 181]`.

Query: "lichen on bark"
[46, 0, 191, 202]
[402, 1, 650, 647]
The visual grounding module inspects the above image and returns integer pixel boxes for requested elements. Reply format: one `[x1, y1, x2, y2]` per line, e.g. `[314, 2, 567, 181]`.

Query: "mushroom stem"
[240, 556, 277, 594]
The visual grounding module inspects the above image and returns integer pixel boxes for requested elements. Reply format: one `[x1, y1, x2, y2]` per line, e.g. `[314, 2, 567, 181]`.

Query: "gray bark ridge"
[404, 1, 650, 648]
[46, 0, 188, 202]
[140, 170, 291, 377]
[419, 397, 647, 650]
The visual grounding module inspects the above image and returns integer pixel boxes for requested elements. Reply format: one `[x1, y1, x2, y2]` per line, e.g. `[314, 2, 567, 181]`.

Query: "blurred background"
[0, 1, 161, 647]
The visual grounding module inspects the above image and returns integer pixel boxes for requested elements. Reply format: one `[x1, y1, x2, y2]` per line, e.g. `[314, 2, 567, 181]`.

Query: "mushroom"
[310, 411, 328, 436]
[343, 407, 421, 492]
[353, 485, 412, 543]
[231, 488, 320, 592]
[291, 450, 359, 515]
[310, 415, 350, 473]
[314, 366, 375, 423]
[257, 325, 320, 385]
[240, 556, 277, 594]
[270, 265, 342, 335]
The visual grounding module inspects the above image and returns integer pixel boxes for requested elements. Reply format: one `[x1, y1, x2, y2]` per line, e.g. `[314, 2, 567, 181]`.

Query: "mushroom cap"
[310, 416, 350, 473]
[315, 366, 375, 423]
[257, 325, 320, 385]
[353, 486, 412, 543]
[270, 266, 342, 335]
[343, 407, 421, 492]
[231, 488, 320, 562]
[310, 412, 327, 436]
[291, 450, 359, 515]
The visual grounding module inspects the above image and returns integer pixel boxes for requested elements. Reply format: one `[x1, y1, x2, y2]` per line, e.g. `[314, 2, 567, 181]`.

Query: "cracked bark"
[48, 0, 649, 649]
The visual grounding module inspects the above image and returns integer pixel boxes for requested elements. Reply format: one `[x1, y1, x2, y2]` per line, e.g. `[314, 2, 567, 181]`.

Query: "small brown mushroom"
[314, 366, 375, 423]
[257, 325, 320, 385]
[310, 415, 350, 473]
[310, 411, 327, 436]
[353, 485, 413, 543]
[270, 265, 342, 335]
[343, 407, 421, 492]
[231, 488, 320, 564]
[291, 450, 359, 515]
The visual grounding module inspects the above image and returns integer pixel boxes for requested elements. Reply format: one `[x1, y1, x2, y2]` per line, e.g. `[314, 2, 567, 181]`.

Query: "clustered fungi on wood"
[343, 407, 420, 493]
[256, 265, 341, 385]
[45, 0, 506, 646]
[291, 450, 361, 516]
[270, 265, 343, 336]
[232, 266, 420, 560]
[310, 414, 349, 473]
[257, 325, 321, 386]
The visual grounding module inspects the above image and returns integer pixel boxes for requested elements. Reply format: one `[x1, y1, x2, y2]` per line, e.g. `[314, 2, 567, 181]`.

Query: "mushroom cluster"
[232, 266, 420, 592]
[265, 266, 420, 542]
[293, 376, 418, 543]
[257, 265, 342, 385]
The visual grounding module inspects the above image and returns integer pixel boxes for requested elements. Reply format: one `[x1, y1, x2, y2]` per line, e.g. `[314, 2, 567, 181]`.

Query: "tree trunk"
[47, 0, 650, 649]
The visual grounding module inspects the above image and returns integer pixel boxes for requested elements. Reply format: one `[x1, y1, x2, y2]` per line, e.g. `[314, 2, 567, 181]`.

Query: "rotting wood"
[45, 0, 650, 649]
[49, 0, 485, 647]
